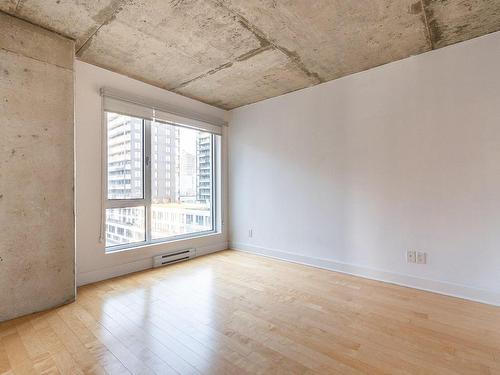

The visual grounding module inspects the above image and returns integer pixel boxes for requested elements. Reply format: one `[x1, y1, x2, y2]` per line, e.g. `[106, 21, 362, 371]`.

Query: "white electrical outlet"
[416, 251, 427, 264]
[248, 229, 253, 238]
[406, 250, 417, 263]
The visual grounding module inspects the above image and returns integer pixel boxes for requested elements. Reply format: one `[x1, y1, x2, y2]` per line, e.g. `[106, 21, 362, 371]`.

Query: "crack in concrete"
[236, 19, 271, 49]
[420, 0, 435, 49]
[0, 47, 74, 72]
[0, 9, 76, 42]
[76, 0, 133, 56]
[221, 3, 322, 84]
[169, 0, 186, 8]
[174, 61, 234, 90]
[14, 0, 23, 12]
[236, 44, 272, 62]
[173, 0, 322, 91]
[173, 44, 273, 90]
[277, 44, 322, 83]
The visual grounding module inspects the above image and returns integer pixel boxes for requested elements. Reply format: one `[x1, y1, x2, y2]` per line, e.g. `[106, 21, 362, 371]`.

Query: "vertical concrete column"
[0, 13, 75, 321]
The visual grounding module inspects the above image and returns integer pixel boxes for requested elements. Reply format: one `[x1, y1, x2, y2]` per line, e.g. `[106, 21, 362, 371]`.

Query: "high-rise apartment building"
[196, 133, 212, 203]
[107, 114, 143, 199]
[179, 149, 196, 199]
[151, 122, 179, 203]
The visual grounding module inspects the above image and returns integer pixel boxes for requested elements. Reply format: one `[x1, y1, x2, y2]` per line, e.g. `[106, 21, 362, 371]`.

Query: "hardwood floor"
[1, 250, 499, 375]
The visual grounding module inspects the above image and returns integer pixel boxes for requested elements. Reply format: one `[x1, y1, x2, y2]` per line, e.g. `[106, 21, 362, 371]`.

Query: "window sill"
[105, 230, 221, 254]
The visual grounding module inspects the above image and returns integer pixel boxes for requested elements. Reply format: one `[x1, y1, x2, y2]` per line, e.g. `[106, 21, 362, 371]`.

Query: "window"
[104, 111, 218, 250]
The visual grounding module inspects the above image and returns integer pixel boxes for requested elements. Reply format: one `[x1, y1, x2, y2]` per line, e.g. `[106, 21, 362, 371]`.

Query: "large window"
[104, 112, 217, 250]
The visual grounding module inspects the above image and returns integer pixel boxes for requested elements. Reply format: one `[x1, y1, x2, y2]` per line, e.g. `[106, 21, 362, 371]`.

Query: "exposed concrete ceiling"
[1, 0, 499, 109]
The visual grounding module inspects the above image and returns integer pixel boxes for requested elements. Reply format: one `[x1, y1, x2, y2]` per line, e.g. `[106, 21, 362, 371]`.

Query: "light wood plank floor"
[1, 250, 500, 375]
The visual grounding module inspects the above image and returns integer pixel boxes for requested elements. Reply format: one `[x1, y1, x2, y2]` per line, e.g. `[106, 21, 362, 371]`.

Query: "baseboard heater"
[153, 248, 196, 268]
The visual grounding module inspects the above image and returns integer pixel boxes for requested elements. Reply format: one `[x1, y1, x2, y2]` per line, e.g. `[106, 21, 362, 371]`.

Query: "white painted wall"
[75, 61, 228, 286]
[228, 32, 500, 305]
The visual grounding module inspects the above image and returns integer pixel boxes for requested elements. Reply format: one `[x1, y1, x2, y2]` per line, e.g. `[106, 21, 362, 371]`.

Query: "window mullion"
[144, 120, 152, 243]
[211, 134, 216, 232]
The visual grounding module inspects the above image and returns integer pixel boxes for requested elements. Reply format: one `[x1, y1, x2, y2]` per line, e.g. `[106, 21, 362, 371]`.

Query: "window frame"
[103, 112, 218, 252]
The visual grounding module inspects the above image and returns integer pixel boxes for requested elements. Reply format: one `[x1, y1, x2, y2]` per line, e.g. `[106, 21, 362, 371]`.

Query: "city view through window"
[105, 112, 214, 248]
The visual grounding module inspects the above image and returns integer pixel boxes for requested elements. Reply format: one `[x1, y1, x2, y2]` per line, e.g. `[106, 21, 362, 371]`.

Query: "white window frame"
[102, 113, 219, 252]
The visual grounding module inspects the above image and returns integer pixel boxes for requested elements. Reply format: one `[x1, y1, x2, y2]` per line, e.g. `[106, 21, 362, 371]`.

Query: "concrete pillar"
[0, 12, 75, 321]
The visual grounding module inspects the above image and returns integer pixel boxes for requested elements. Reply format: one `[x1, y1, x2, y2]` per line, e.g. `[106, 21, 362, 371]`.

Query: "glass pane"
[151, 121, 213, 239]
[105, 207, 146, 247]
[107, 112, 143, 199]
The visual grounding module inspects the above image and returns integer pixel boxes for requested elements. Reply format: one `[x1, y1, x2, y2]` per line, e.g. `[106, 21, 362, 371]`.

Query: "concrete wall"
[0, 13, 75, 321]
[228, 31, 500, 306]
[75, 61, 228, 286]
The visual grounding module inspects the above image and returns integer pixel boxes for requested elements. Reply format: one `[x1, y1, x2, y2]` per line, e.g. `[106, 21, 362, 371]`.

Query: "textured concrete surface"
[0, 11, 73, 68]
[218, 0, 431, 82]
[0, 0, 130, 50]
[0, 13, 75, 321]
[176, 47, 314, 109]
[78, 0, 261, 90]
[1, 0, 499, 108]
[424, 0, 500, 48]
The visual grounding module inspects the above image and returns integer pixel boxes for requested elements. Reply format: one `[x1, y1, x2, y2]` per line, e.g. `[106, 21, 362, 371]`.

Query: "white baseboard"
[77, 242, 228, 286]
[230, 242, 500, 307]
